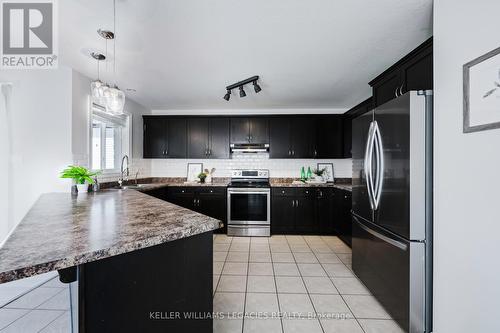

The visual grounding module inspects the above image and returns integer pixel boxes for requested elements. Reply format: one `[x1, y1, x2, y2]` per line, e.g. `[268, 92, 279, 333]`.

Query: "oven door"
[227, 187, 270, 225]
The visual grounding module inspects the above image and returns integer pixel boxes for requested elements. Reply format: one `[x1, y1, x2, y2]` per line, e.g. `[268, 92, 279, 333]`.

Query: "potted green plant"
[197, 171, 208, 184]
[60, 165, 100, 193]
[312, 167, 326, 182]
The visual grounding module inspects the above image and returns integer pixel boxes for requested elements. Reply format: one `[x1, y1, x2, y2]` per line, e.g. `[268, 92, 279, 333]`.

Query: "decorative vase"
[199, 178, 206, 184]
[76, 184, 88, 193]
[206, 175, 212, 184]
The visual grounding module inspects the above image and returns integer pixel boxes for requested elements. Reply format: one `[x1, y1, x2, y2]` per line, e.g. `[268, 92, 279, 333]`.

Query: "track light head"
[239, 86, 246, 98]
[253, 81, 262, 93]
[223, 90, 231, 101]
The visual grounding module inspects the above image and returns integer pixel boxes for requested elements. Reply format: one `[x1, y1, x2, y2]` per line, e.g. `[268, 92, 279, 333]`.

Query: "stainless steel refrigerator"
[351, 91, 433, 333]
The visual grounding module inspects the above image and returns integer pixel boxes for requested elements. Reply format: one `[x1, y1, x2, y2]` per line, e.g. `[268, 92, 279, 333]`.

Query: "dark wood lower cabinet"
[333, 188, 353, 246]
[78, 232, 213, 333]
[271, 187, 352, 242]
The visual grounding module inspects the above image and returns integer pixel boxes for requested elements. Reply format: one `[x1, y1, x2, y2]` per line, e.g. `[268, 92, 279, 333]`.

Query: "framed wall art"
[463, 46, 500, 133]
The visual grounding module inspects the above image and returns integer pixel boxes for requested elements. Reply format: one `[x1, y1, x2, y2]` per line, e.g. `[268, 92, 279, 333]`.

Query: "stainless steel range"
[227, 169, 270, 237]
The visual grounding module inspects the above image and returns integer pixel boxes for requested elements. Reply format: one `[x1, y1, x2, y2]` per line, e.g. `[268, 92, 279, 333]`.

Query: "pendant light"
[90, 52, 107, 105]
[105, 0, 125, 114]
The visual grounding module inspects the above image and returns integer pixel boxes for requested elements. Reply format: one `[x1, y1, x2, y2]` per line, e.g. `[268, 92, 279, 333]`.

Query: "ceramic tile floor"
[0, 272, 71, 332]
[0, 235, 403, 333]
[213, 235, 404, 333]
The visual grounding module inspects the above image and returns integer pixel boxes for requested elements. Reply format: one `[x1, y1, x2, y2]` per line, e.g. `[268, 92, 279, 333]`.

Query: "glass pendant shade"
[104, 85, 126, 114]
[91, 80, 110, 106]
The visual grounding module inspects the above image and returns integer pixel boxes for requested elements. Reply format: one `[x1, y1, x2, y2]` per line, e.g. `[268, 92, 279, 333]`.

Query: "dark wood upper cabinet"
[143, 117, 186, 158]
[315, 115, 343, 159]
[187, 118, 210, 158]
[342, 98, 373, 158]
[291, 117, 315, 158]
[230, 117, 269, 144]
[209, 118, 230, 159]
[369, 37, 433, 107]
[269, 118, 290, 158]
[166, 118, 187, 158]
[249, 117, 269, 143]
[143, 117, 167, 158]
[230, 118, 250, 144]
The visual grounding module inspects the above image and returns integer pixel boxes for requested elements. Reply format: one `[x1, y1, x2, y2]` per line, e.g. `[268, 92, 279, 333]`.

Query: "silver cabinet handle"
[292, 150, 295, 156]
[292, 200, 295, 207]
[395, 87, 399, 98]
[296, 199, 299, 207]
[288, 150, 291, 156]
[399, 85, 404, 96]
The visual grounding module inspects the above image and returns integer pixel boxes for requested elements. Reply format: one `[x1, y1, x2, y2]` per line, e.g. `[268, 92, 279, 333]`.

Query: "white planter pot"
[76, 184, 88, 193]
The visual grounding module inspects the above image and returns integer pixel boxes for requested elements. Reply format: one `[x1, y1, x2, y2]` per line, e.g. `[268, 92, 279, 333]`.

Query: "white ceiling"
[59, 0, 432, 110]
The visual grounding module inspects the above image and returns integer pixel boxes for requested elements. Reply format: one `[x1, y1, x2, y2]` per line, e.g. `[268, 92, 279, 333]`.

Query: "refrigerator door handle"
[372, 121, 384, 210]
[355, 216, 408, 251]
[364, 122, 376, 210]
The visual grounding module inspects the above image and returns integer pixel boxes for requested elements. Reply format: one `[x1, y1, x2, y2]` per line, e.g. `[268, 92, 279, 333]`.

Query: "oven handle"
[227, 188, 271, 194]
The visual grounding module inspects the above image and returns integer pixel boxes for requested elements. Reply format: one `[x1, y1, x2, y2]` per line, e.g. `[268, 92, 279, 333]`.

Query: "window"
[90, 104, 130, 173]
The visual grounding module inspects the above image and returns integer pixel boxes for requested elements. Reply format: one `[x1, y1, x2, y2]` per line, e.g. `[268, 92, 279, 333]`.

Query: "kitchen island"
[0, 189, 222, 332]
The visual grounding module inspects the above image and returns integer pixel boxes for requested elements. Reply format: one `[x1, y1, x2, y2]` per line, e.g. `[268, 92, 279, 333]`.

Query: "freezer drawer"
[352, 214, 425, 333]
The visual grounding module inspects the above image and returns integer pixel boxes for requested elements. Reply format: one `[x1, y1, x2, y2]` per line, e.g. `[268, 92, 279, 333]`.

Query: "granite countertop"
[0, 190, 222, 284]
[269, 179, 352, 192]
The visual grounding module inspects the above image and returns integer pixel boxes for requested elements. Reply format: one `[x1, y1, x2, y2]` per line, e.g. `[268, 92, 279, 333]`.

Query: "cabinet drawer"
[296, 188, 315, 197]
[168, 187, 195, 196]
[272, 187, 295, 197]
[198, 187, 226, 195]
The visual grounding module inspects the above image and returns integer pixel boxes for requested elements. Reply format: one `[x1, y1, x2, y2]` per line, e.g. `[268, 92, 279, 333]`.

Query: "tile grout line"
[292, 235, 326, 333]
[240, 239, 250, 333]
[315, 236, 368, 333]
[36, 309, 68, 333]
[269, 237, 285, 333]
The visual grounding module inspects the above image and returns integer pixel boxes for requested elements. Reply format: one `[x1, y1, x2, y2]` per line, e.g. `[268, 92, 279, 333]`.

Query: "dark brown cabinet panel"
[209, 118, 230, 159]
[230, 117, 269, 144]
[315, 115, 343, 159]
[369, 37, 432, 107]
[143, 117, 167, 158]
[188, 118, 210, 158]
[143, 117, 186, 158]
[291, 117, 315, 158]
[269, 118, 291, 158]
[343, 98, 373, 158]
[230, 118, 250, 144]
[188, 118, 230, 159]
[271, 187, 351, 236]
[333, 189, 352, 246]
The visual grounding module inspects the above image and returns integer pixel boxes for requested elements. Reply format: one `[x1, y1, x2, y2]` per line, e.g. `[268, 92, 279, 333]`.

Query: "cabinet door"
[166, 118, 187, 158]
[188, 118, 209, 158]
[249, 117, 269, 143]
[166, 187, 195, 210]
[209, 118, 230, 159]
[198, 192, 226, 221]
[372, 70, 402, 107]
[271, 195, 295, 234]
[291, 117, 315, 158]
[401, 48, 433, 93]
[143, 117, 166, 158]
[294, 189, 316, 234]
[335, 189, 352, 247]
[269, 118, 291, 158]
[342, 115, 353, 158]
[315, 116, 343, 158]
[317, 188, 335, 235]
[230, 118, 250, 144]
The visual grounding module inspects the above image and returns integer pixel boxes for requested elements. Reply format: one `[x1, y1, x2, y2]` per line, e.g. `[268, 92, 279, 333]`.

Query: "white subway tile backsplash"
[149, 154, 352, 179]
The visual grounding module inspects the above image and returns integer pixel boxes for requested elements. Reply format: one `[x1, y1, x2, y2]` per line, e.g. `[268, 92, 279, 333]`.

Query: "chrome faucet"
[118, 155, 129, 188]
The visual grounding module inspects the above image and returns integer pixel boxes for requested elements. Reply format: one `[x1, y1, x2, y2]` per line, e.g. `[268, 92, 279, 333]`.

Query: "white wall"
[433, 1, 500, 332]
[151, 154, 352, 179]
[0, 68, 74, 243]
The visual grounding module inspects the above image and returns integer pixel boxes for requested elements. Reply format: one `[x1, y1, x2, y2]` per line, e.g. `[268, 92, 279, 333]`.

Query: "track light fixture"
[253, 80, 262, 93]
[239, 86, 246, 98]
[223, 75, 262, 101]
